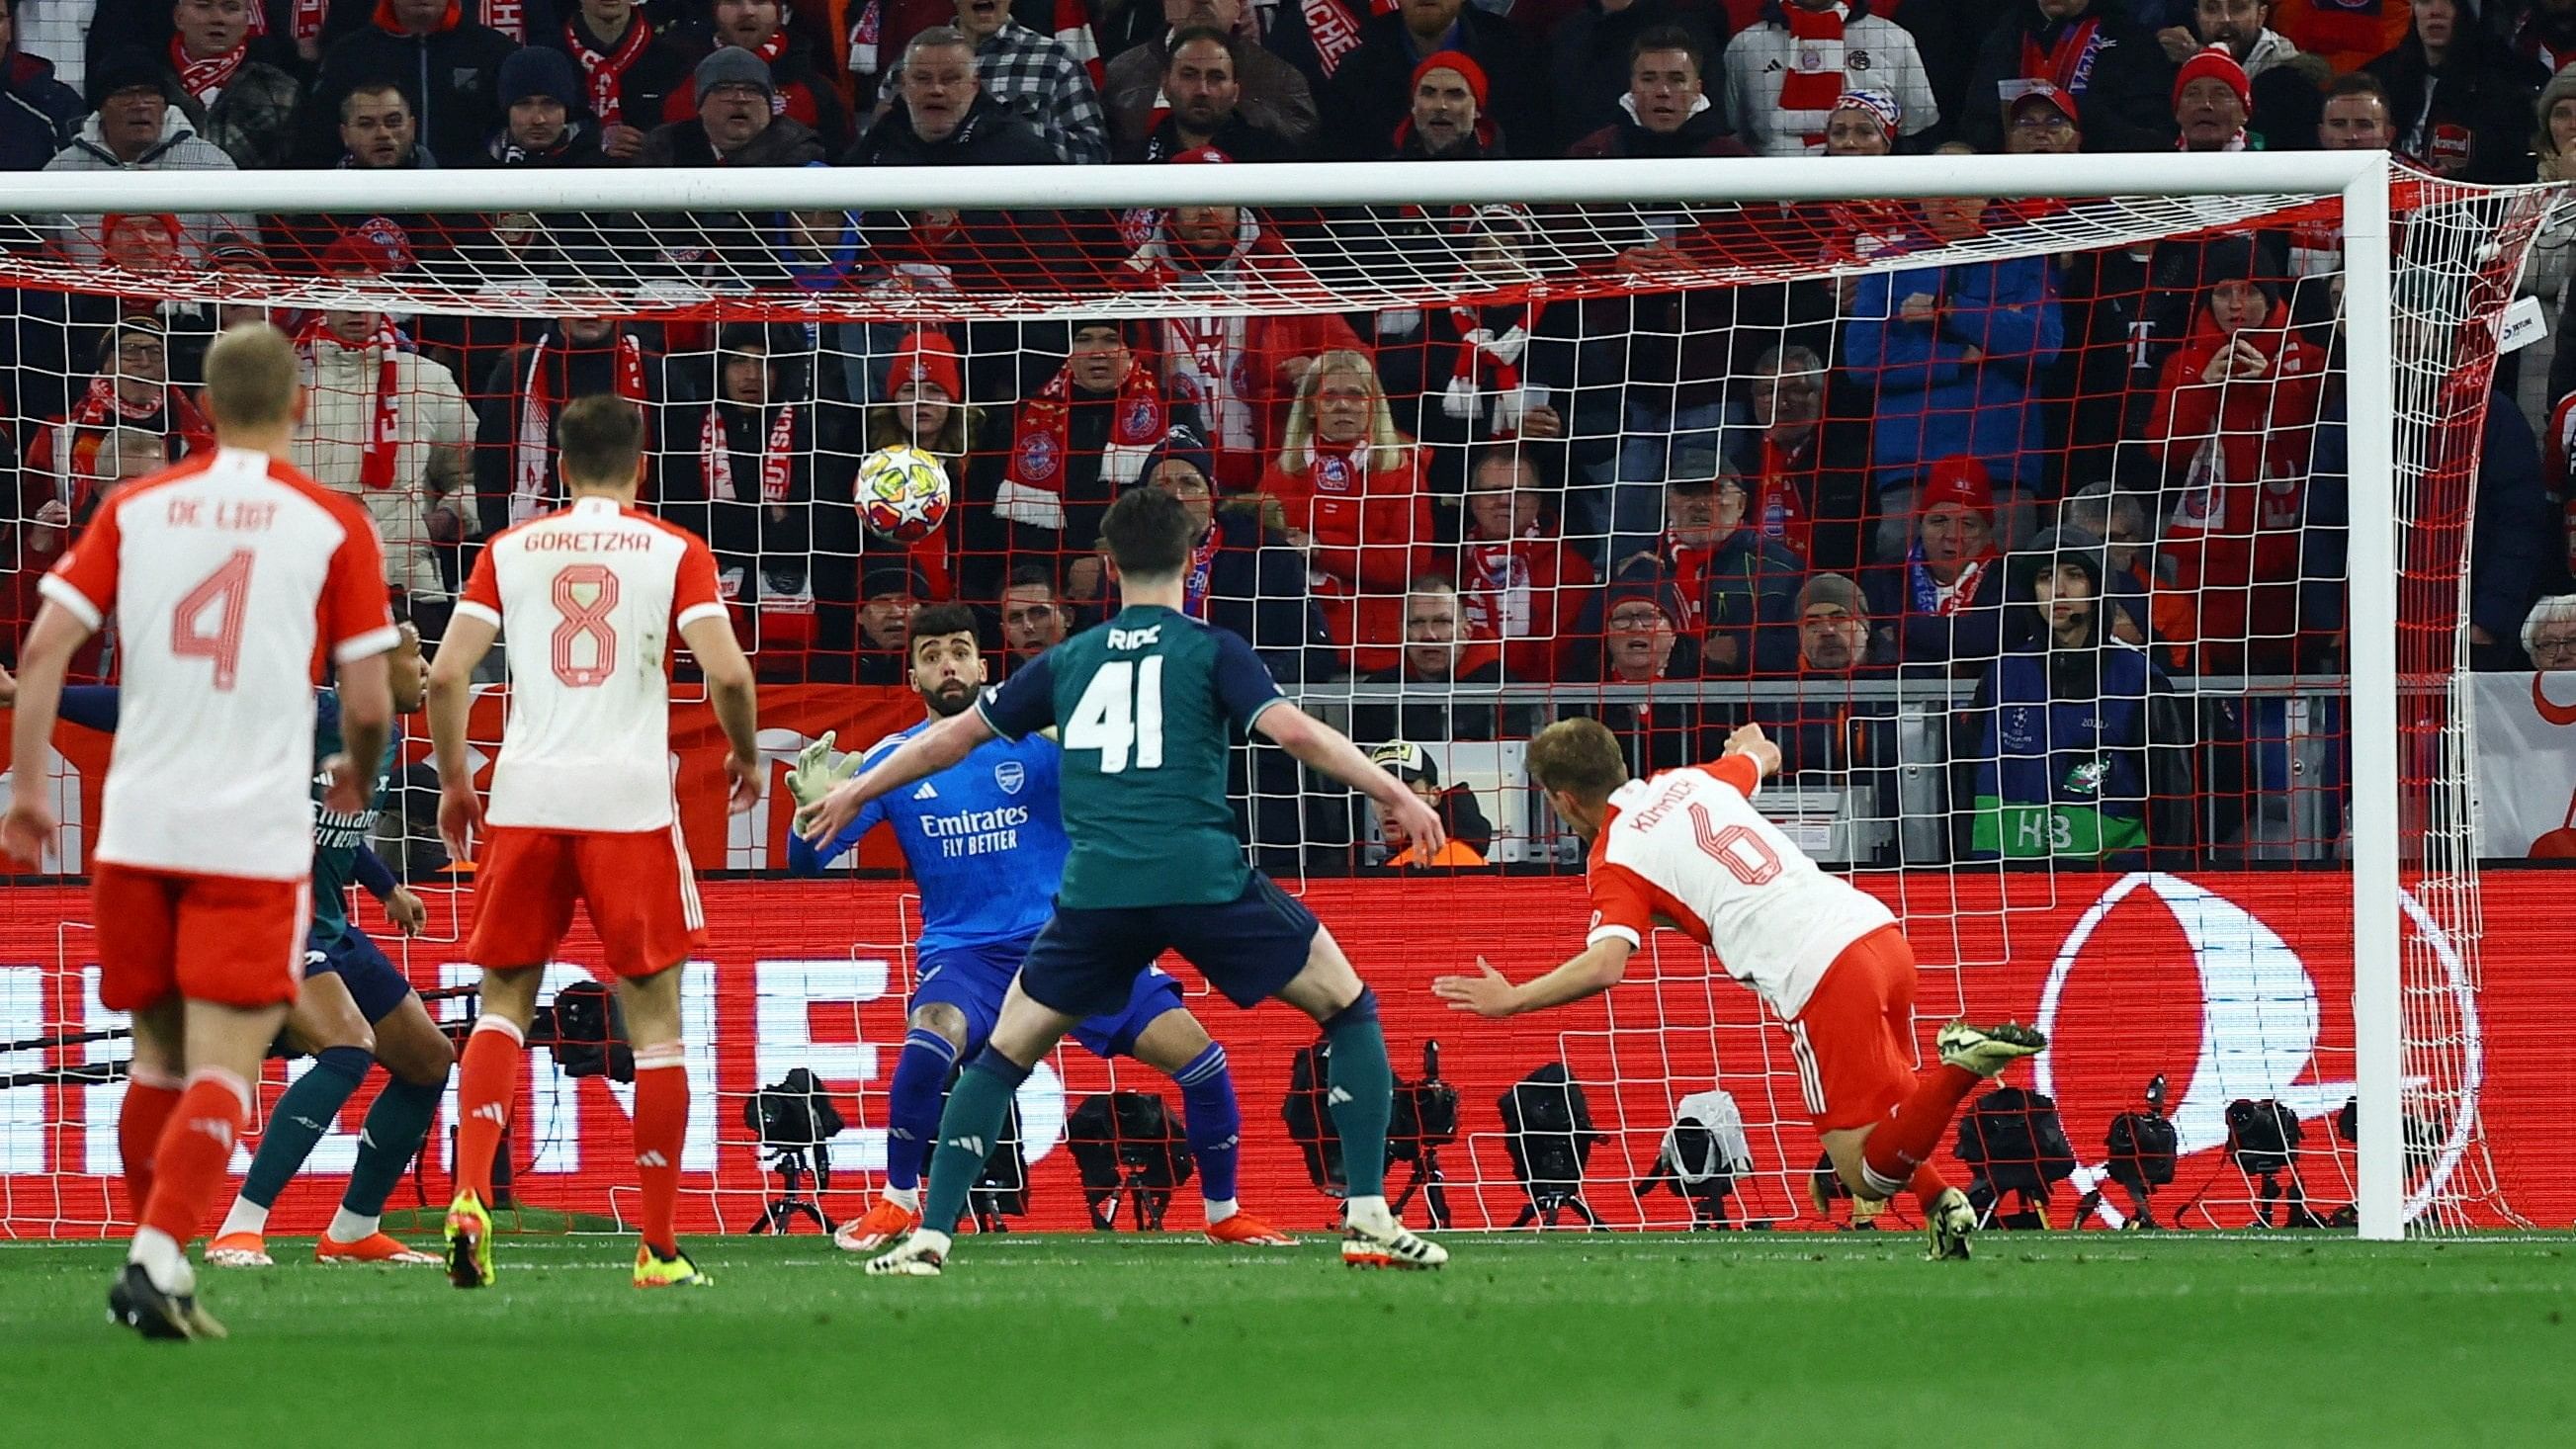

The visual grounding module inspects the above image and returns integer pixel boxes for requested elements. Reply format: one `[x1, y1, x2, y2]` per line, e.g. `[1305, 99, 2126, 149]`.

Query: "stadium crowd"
[1, 0, 2574, 869]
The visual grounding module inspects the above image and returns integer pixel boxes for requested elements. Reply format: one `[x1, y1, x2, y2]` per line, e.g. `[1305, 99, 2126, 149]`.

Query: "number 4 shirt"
[1585, 755, 1894, 1021]
[41, 447, 398, 881]
[456, 495, 729, 833]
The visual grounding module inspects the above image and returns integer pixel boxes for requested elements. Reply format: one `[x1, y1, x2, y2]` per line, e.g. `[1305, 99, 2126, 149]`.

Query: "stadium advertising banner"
[2471, 672, 2576, 859]
[1, 873, 2565, 1236]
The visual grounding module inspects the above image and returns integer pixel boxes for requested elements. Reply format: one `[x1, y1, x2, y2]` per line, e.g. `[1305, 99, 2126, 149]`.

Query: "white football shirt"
[41, 447, 398, 880]
[456, 496, 727, 832]
[1584, 755, 1896, 1020]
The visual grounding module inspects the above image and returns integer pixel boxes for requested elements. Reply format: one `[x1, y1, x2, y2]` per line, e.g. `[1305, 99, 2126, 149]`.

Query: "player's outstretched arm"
[3, 603, 99, 868]
[425, 612, 499, 860]
[1721, 723, 1782, 781]
[681, 614, 763, 813]
[1432, 938, 1636, 1019]
[797, 709, 995, 845]
[1253, 703, 1447, 855]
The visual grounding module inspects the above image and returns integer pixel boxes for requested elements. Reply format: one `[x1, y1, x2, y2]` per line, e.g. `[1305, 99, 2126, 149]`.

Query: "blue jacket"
[1846, 250, 2063, 489]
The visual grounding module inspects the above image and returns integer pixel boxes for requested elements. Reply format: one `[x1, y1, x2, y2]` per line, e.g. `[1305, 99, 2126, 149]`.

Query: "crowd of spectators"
[1, 0, 2573, 871]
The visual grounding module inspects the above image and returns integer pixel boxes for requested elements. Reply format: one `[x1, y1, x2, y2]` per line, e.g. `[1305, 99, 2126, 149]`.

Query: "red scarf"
[372, 0, 461, 36]
[1778, 3, 1849, 147]
[565, 13, 655, 127]
[1182, 524, 1221, 618]
[1301, 0, 1396, 80]
[1443, 303, 1531, 439]
[1661, 536, 1711, 636]
[514, 332, 647, 524]
[701, 401, 797, 504]
[2021, 17, 2108, 93]
[170, 37, 247, 106]
[295, 314, 403, 494]
[247, 0, 330, 43]
[999, 355, 1167, 531]
[1753, 433, 1816, 561]
[50, 378, 208, 513]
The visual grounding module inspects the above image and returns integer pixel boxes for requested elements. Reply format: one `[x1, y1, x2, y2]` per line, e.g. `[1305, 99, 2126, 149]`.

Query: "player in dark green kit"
[799, 487, 1451, 1273]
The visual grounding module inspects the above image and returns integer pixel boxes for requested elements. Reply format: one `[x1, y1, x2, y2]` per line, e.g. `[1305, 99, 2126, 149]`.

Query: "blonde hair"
[202, 321, 301, 430]
[1278, 349, 1409, 477]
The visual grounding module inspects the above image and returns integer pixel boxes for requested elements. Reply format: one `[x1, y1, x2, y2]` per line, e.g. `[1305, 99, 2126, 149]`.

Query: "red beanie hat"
[890, 328, 963, 401]
[1918, 456, 1997, 522]
[1411, 49, 1489, 110]
[2173, 44, 2252, 115]
[1169, 144, 1233, 164]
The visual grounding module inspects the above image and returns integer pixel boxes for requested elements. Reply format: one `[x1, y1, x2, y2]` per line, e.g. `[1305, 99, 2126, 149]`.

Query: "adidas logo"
[1326, 1085, 1353, 1105]
[290, 1115, 325, 1132]
[949, 1135, 987, 1156]
[471, 1103, 507, 1127]
[637, 1151, 670, 1168]
[188, 1117, 233, 1148]
[912, 781, 940, 801]
[359, 1128, 377, 1149]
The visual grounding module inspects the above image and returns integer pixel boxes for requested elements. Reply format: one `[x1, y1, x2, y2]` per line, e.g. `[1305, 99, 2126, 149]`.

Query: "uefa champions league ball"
[855, 444, 953, 544]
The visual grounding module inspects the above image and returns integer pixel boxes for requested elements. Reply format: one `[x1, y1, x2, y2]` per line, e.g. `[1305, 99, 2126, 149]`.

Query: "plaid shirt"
[975, 22, 1108, 165]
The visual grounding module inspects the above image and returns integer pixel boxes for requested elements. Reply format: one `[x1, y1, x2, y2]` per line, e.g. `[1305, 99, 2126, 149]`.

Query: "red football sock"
[139, 1070, 251, 1245]
[453, 1018, 525, 1204]
[118, 1068, 184, 1221]
[1861, 1064, 1982, 1196]
[632, 1045, 687, 1258]
[1909, 1162, 1953, 1207]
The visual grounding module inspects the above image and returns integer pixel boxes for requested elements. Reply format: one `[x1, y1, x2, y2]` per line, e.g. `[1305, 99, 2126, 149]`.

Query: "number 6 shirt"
[41, 447, 398, 881]
[455, 495, 729, 832]
[1585, 755, 1895, 1022]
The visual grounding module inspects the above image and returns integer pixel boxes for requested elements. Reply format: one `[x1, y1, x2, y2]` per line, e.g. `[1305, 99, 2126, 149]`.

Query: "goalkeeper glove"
[787, 732, 864, 810]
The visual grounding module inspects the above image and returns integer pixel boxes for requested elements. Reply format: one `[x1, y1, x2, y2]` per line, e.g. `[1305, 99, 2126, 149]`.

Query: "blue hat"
[1135, 423, 1216, 492]
[499, 45, 585, 113]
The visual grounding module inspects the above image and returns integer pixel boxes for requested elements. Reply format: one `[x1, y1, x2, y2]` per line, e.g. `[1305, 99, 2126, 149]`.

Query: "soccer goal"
[0, 155, 2554, 1242]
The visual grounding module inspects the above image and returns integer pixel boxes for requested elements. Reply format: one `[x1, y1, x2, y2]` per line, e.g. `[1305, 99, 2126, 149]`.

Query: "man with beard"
[471, 313, 652, 533]
[785, 602, 1299, 1253]
[1860, 457, 2008, 676]
[1000, 564, 1071, 667]
[306, 0, 515, 168]
[2156, 0, 2326, 148]
[482, 43, 606, 167]
[1104, 0, 1313, 157]
[1566, 28, 1745, 158]
[1389, 50, 1497, 157]
[1322, 0, 1548, 159]
[1752, 573, 1898, 786]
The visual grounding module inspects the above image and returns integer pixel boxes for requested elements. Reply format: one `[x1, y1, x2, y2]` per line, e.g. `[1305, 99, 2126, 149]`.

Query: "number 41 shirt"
[1586, 755, 1895, 1022]
[455, 495, 729, 833]
[976, 603, 1283, 910]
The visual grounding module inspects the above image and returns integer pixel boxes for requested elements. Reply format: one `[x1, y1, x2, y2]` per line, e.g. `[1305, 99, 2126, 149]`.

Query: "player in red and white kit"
[423, 394, 761, 1291]
[3, 324, 399, 1337]
[1433, 717, 2044, 1259]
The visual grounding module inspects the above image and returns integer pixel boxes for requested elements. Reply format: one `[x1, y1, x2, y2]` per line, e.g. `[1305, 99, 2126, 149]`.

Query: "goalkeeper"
[787, 603, 1295, 1250]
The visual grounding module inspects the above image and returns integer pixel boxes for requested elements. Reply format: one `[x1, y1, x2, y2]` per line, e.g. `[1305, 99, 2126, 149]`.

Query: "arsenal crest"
[994, 760, 1026, 795]
[1016, 432, 1060, 481]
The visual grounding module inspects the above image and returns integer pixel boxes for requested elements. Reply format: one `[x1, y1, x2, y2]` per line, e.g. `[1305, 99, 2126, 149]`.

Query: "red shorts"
[465, 824, 705, 977]
[1782, 924, 1921, 1133]
[91, 863, 309, 1012]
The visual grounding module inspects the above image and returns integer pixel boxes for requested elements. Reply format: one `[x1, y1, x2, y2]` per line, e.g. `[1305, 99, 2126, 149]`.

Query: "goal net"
[0, 157, 2560, 1241]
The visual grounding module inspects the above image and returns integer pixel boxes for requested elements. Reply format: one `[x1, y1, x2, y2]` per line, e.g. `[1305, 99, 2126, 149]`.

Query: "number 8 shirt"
[1584, 755, 1895, 1022]
[455, 496, 729, 976]
[455, 495, 728, 833]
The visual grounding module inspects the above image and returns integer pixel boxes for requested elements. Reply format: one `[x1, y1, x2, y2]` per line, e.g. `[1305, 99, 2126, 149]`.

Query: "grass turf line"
[3, 1234, 2571, 1448]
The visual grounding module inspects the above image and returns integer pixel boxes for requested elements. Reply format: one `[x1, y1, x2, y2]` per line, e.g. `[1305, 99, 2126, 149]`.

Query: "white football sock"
[215, 1197, 269, 1240]
[327, 1208, 381, 1242]
[884, 1184, 922, 1211]
[1205, 1198, 1239, 1225]
[128, 1227, 192, 1295]
[1343, 1194, 1390, 1224]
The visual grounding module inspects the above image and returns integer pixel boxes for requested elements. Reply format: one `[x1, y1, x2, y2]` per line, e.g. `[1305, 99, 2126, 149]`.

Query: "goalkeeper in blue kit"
[800, 487, 1450, 1274]
[788, 602, 1296, 1249]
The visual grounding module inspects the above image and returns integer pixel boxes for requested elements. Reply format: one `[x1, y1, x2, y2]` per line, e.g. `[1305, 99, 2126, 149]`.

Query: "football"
[855, 444, 953, 544]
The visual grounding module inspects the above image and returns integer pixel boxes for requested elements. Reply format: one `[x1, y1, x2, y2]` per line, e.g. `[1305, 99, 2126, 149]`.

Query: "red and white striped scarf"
[1054, 0, 1101, 87]
[564, 12, 655, 127]
[1777, 3, 1849, 149]
[1441, 303, 1531, 438]
[701, 400, 798, 504]
[513, 333, 647, 523]
[998, 350, 1167, 530]
[170, 37, 247, 107]
[294, 314, 404, 494]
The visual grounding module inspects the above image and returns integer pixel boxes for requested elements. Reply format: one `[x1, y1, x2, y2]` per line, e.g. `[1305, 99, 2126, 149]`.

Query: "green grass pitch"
[4, 1232, 2572, 1447]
